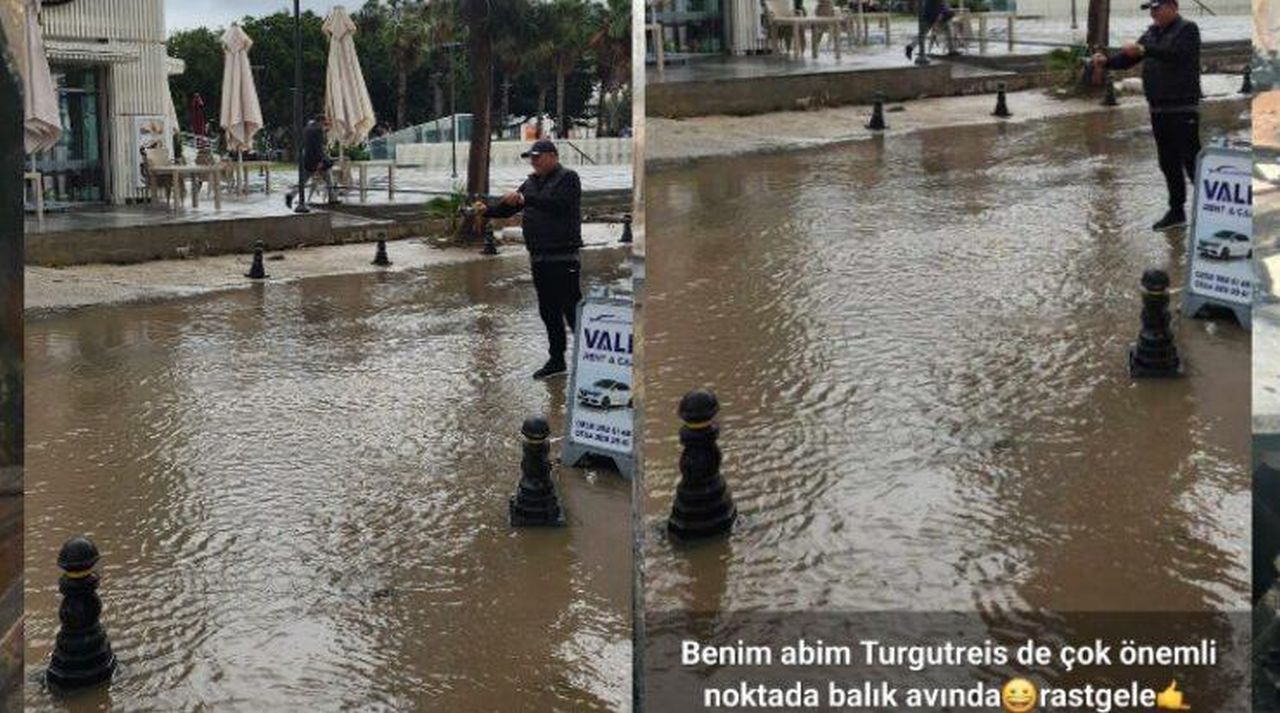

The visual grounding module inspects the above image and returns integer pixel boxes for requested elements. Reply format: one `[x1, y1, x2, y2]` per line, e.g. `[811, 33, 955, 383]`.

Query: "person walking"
[286, 115, 337, 208]
[1095, 0, 1202, 231]
[905, 0, 957, 60]
[477, 139, 584, 380]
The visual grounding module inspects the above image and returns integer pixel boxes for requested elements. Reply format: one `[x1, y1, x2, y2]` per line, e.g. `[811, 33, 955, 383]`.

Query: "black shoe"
[1151, 209, 1187, 231]
[905, 44, 914, 60]
[532, 359, 567, 380]
[285, 192, 294, 209]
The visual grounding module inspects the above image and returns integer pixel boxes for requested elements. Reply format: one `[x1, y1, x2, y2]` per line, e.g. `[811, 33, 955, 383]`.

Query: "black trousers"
[531, 257, 582, 361]
[1150, 111, 1201, 210]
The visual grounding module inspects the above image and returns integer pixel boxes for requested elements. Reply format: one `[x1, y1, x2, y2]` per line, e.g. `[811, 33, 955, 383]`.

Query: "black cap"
[1140, 0, 1174, 8]
[521, 139, 558, 158]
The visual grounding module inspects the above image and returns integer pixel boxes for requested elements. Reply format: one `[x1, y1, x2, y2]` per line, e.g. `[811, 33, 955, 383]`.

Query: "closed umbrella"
[220, 23, 264, 194]
[322, 6, 376, 147]
[22, 0, 60, 155]
[220, 23, 262, 152]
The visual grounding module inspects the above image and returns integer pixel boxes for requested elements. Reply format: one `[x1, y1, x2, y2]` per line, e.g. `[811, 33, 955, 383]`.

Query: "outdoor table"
[973, 12, 1016, 54]
[149, 164, 223, 210]
[24, 171, 43, 220]
[349, 159, 396, 202]
[234, 160, 275, 195]
[852, 11, 891, 46]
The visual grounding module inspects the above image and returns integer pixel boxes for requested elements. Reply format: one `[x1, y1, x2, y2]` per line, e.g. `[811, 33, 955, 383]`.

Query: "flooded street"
[24, 249, 631, 710]
[643, 104, 1252, 616]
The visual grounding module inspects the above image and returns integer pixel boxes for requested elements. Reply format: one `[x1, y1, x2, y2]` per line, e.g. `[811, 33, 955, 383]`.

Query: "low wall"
[27, 211, 331, 266]
[395, 138, 632, 170]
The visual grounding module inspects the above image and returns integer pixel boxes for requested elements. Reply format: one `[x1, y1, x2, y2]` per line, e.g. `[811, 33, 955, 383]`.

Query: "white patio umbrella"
[322, 6, 376, 147]
[22, 0, 61, 155]
[220, 22, 264, 194]
[220, 23, 263, 152]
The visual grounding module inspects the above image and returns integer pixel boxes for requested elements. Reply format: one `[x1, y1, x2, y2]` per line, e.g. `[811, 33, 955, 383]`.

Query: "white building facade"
[34, 0, 174, 204]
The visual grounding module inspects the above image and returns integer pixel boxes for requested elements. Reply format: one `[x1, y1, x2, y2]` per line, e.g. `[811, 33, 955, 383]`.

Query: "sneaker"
[1151, 209, 1187, 231]
[532, 359, 567, 380]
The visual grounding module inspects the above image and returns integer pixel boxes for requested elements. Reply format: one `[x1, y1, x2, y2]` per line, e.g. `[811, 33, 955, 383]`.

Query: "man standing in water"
[1094, 0, 1202, 231]
[477, 139, 584, 380]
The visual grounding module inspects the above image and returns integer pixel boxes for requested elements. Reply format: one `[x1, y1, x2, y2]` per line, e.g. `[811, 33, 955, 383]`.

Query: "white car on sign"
[577, 379, 632, 409]
[1197, 229, 1251, 261]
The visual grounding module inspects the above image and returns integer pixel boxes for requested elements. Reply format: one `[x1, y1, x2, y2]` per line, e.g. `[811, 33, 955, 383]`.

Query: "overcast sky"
[165, 0, 346, 33]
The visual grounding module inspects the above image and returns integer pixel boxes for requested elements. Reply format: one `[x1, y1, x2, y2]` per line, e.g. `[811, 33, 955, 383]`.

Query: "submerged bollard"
[245, 241, 269, 279]
[620, 214, 633, 244]
[667, 389, 737, 540]
[1129, 269, 1182, 378]
[371, 238, 392, 266]
[480, 223, 499, 256]
[992, 83, 1012, 118]
[46, 536, 116, 691]
[865, 93, 888, 131]
[1102, 80, 1119, 107]
[1242, 66, 1254, 95]
[509, 416, 565, 527]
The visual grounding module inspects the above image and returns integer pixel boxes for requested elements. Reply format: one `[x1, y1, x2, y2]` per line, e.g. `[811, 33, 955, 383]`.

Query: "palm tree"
[384, 0, 430, 129]
[493, 1, 537, 139]
[545, 0, 592, 138]
[589, 0, 630, 136]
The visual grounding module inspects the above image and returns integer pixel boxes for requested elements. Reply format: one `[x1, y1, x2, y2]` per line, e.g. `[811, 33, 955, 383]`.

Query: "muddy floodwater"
[25, 249, 632, 710]
[643, 104, 1252, 616]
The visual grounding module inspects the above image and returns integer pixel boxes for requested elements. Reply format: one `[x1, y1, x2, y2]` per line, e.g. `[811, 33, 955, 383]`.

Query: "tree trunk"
[501, 76, 511, 140]
[464, 0, 493, 238]
[396, 63, 408, 129]
[432, 73, 445, 119]
[536, 86, 548, 137]
[555, 69, 566, 139]
[1087, 0, 1109, 50]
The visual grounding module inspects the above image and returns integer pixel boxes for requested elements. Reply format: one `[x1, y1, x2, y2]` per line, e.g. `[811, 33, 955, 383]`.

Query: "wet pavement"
[643, 102, 1251, 615]
[24, 248, 632, 710]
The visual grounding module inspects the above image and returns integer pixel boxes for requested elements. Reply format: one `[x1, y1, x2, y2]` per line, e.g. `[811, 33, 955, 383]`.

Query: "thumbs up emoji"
[1156, 680, 1190, 710]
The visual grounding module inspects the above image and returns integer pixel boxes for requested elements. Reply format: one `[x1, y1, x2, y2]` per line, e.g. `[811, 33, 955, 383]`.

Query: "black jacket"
[302, 121, 329, 172]
[1106, 17, 1201, 109]
[486, 165, 583, 255]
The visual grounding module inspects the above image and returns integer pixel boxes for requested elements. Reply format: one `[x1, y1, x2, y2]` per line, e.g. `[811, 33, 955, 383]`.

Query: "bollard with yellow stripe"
[46, 536, 116, 691]
[668, 389, 737, 540]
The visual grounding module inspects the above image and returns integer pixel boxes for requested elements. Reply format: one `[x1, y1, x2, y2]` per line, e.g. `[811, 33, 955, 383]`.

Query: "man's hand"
[500, 191, 524, 207]
[471, 200, 487, 215]
[1121, 42, 1143, 58]
[1091, 51, 1108, 66]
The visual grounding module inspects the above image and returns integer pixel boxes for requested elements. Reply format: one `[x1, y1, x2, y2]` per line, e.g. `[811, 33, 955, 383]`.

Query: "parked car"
[1197, 229, 1252, 261]
[577, 379, 632, 409]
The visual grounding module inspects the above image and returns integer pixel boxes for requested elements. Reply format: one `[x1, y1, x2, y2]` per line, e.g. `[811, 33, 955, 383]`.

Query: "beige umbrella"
[164, 78, 179, 137]
[220, 23, 263, 151]
[322, 6, 376, 147]
[23, 0, 61, 154]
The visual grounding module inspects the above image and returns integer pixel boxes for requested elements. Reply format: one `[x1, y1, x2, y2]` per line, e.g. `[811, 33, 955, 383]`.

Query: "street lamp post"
[293, 0, 309, 213]
[1071, 0, 1078, 30]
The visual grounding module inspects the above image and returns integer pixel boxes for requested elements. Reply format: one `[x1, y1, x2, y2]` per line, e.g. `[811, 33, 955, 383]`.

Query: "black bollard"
[46, 536, 116, 691]
[620, 214, 633, 244]
[992, 83, 1011, 118]
[480, 223, 498, 256]
[371, 238, 392, 266]
[1242, 66, 1254, 95]
[1129, 269, 1182, 378]
[865, 93, 888, 131]
[509, 416, 565, 527]
[667, 389, 737, 540]
[245, 241, 268, 279]
[1102, 80, 1119, 106]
